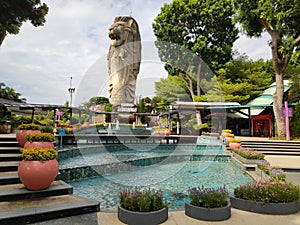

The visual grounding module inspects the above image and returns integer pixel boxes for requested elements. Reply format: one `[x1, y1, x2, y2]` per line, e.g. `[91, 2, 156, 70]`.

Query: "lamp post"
[68, 77, 75, 123]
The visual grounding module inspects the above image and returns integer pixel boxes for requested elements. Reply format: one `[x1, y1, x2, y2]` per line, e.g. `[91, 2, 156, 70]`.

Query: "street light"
[68, 77, 75, 123]
[68, 76, 75, 107]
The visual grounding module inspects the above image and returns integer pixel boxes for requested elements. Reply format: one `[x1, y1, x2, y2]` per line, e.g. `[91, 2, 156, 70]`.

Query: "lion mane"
[107, 16, 141, 109]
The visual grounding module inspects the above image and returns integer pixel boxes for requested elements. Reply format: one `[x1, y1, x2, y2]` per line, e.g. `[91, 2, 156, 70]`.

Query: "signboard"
[281, 107, 292, 117]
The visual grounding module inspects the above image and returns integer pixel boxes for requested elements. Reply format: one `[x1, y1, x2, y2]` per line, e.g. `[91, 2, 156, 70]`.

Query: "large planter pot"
[185, 202, 231, 221]
[16, 130, 40, 147]
[118, 206, 168, 225]
[229, 142, 241, 150]
[23, 141, 55, 149]
[18, 159, 59, 190]
[230, 196, 300, 215]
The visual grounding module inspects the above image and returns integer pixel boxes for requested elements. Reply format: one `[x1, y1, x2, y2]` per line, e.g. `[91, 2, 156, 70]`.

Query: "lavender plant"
[188, 185, 228, 208]
[119, 188, 167, 212]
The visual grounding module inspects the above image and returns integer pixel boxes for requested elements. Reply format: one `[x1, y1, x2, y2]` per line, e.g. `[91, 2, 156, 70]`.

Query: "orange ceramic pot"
[24, 141, 55, 149]
[18, 159, 59, 190]
[229, 142, 241, 150]
[16, 130, 40, 147]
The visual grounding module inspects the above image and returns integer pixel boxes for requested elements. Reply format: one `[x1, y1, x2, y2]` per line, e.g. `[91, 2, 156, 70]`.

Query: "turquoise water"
[67, 160, 252, 209]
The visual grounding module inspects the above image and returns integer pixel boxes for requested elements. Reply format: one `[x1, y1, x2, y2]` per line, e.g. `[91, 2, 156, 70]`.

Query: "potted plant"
[221, 129, 232, 140]
[256, 161, 286, 181]
[118, 188, 168, 225]
[231, 180, 300, 214]
[224, 133, 234, 146]
[24, 132, 56, 149]
[185, 185, 231, 221]
[229, 138, 241, 150]
[16, 123, 41, 147]
[18, 147, 59, 190]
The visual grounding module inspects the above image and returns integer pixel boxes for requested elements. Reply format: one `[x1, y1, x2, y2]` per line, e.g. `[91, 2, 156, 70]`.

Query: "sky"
[0, 0, 272, 106]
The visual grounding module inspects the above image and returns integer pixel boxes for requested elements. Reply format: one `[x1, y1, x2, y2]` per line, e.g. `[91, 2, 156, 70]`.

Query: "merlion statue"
[107, 16, 141, 110]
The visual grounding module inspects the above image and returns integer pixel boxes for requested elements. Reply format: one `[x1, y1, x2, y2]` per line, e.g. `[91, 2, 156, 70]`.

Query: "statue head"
[108, 16, 141, 47]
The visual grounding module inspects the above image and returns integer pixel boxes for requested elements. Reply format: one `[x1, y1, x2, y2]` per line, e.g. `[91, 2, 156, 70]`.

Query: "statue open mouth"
[109, 32, 120, 41]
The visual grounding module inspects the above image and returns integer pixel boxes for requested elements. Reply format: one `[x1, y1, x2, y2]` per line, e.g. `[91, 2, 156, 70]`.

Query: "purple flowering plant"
[119, 188, 167, 212]
[234, 180, 300, 203]
[257, 161, 286, 181]
[188, 185, 228, 208]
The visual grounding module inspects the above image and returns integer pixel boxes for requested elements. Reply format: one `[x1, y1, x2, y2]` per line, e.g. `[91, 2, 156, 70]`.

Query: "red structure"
[251, 114, 273, 137]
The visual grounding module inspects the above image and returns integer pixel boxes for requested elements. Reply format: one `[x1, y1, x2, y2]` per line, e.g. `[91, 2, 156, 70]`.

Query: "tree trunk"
[270, 31, 286, 138]
[273, 74, 285, 137]
[0, 31, 6, 46]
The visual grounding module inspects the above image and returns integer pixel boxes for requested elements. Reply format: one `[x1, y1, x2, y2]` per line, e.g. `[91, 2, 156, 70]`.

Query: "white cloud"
[0, 0, 271, 105]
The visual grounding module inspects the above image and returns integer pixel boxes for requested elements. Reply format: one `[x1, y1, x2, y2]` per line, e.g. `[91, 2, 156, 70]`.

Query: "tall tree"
[234, 0, 300, 137]
[153, 0, 238, 125]
[0, 0, 48, 46]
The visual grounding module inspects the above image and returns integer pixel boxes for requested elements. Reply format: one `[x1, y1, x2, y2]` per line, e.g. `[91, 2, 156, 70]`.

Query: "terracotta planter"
[229, 142, 241, 150]
[24, 141, 55, 149]
[230, 196, 300, 215]
[118, 206, 168, 225]
[18, 159, 59, 190]
[16, 130, 40, 147]
[185, 202, 231, 221]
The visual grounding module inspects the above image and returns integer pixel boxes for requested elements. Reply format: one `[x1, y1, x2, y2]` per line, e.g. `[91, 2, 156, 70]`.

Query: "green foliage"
[20, 148, 58, 162]
[234, 180, 300, 203]
[0, 82, 26, 102]
[234, 148, 265, 160]
[82, 96, 109, 110]
[153, 0, 238, 72]
[17, 123, 41, 130]
[104, 103, 113, 122]
[257, 161, 286, 181]
[290, 106, 300, 137]
[119, 188, 167, 212]
[188, 186, 228, 208]
[25, 132, 55, 142]
[0, 0, 48, 46]
[40, 126, 53, 134]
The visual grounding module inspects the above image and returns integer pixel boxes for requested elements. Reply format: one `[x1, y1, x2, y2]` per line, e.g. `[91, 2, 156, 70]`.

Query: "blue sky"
[0, 0, 271, 105]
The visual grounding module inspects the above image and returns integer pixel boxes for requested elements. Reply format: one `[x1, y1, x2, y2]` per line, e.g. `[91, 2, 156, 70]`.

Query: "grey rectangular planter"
[230, 196, 300, 215]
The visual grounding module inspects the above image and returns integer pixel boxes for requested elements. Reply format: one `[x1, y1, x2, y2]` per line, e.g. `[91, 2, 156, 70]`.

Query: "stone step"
[0, 141, 20, 148]
[0, 153, 21, 162]
[0, 171, 20, 185]
[0, 147, 21, 154]
[0, 180, 73, 202]
[0, 194, 100, 225]
[0, 161, 19, 172]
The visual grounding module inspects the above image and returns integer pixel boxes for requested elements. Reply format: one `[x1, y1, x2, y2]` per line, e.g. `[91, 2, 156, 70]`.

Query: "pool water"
[68, 160, 252, 210]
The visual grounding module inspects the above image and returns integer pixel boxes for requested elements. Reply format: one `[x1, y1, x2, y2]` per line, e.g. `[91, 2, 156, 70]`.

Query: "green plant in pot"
[185, 185, 231, 221]
[18, 148, 59, 190]
[24, 132, 56, 149]
[118, 188, 168, 225]
[16, 123, 41, 147]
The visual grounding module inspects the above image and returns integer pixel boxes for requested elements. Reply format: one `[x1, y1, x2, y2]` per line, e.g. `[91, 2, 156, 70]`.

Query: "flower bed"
[233, 148, 265, 164]
[256, 161, 286, 181]
[231, 180, 300, 214]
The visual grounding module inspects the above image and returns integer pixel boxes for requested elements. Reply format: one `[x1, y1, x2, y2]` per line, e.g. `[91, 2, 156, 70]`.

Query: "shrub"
[257, 161, 286, 181]
[25, 133, 55, 142]
[234, 180, 300, 203]
[234, 148, 265, 160]
[18, 123, 41, 130]
[119, 188, 167, 212]
[20, 148, 58, 162]
[188, 186, 228, 208]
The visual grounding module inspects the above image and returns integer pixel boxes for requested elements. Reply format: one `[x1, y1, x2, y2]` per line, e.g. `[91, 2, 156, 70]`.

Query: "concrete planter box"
[233, 152, 266, 164]
[230, 196, 300, 215]
[118, 206, 168, 225]
[255, 167, 270, 180]
[185, 202, 231, 221]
